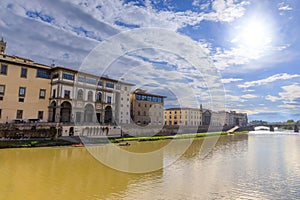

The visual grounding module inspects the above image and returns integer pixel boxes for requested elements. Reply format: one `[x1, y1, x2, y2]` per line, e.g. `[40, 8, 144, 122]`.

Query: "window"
[98, 80, 102, 86]
[136, 94, 142, 100]
[88, 91, 93, 101]
[19, 98, 24, 102]
[77, 89, 83, 100]
[19, 87, 26, 97]
[52, 89, 56, 98]
[1, 64, 7, 75]
[0, 109, 1, 118]
[138, 111, 141, 116]
[107, 96, 112, 103]
[147, 96, 152, 101]
[62, 73, 74, 80]
[141, 95, 147, 101]
[96, 92, 102, 102]
[116, 85, 121, 90]
[106, 82, 114, 88]
[87, 78, 97, 85]
[39, 89, 46, 99]
[37, 69, 51, 79]
[0, 85, 5, 95]
[124, 87, 127, 91]
[78, 75, 85, 82]
[52, 73, 59, 79]
[20, 68, 27, 78]
[38, 111, 43, 120]
[64, 90, 70, 99]
[16, 110, 23, 119]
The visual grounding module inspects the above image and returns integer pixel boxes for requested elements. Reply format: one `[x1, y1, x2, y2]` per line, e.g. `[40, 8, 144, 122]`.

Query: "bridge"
[251, 125, 299, 133]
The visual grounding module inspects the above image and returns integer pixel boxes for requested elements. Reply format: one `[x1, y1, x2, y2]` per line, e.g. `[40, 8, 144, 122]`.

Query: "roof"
[133, 89, 167, 98]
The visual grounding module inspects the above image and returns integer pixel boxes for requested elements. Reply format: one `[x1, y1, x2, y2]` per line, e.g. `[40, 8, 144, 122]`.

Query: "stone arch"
[84, 103, 95, 123]
[104, 106, 113, 124]
[60, 101, 72, 123]
[48, 101, 56, 122]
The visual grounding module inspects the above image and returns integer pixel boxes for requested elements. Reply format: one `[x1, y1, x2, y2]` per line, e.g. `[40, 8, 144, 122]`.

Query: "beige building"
[0, 48, 51, 123]
[165, 107, 202, 126]
[0, 39, 133, 125]
[130, 89, 165, 125]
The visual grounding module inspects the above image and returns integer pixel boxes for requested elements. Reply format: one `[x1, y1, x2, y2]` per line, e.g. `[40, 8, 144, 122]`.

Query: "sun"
[231, 19, 273, 50]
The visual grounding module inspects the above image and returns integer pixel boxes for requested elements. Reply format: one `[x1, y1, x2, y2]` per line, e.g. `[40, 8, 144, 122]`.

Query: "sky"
[0, 0, 300, 122]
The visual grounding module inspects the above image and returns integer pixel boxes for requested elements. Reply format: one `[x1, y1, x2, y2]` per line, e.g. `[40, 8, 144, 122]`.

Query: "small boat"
[118, 142, 130, 146]
[72, 143, 84, 147]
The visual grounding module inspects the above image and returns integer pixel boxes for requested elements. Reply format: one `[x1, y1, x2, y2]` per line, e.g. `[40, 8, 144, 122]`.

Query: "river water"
[1, 133, 300, 200]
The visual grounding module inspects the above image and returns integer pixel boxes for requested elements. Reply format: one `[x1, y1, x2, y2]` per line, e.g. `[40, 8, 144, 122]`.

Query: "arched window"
[87, 91, 93, 101]
[96, 92, 102, 102]
[77, 89, 83, 101]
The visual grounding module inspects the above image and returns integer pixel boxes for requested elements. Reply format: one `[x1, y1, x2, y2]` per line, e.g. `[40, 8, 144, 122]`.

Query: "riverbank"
[109, 131, 249, 143]
[0, 131, 249, 149]
[0, 138, 77, 149]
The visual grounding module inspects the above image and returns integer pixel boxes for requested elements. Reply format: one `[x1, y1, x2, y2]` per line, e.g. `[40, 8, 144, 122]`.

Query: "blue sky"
[0, 0, 299, 122]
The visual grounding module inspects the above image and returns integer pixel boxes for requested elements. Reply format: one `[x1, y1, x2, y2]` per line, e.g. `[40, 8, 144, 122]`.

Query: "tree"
[286, 119, 295, 125]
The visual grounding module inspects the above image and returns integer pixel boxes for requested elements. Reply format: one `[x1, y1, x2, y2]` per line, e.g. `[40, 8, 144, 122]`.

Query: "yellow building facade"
[0, 54, 51, 123]
[164, 108, 202, 126]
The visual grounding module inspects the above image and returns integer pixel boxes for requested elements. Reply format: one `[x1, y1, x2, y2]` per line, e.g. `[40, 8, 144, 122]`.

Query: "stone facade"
[130, 89, 165, 125]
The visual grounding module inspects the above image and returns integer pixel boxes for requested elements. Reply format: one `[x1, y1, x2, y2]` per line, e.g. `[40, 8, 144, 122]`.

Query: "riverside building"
[164, 105, 248, 127]
[0, 39, 133, 125]
[49, 67, 133, 125]
[0, 40, 51, 123]
[164, 107, 202, 126]
[130, 89, 165, 125]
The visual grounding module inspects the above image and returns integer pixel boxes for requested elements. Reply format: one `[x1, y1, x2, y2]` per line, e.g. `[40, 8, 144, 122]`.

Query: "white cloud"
[241, 94, 257, 99]
[278, 2, 293, 11]
[265, 84, 300, 110]
[266, 95, 281, 102]
[221, 78, 243, 84]
[238, 73, 300, 88]
[280, 84, 300, 102]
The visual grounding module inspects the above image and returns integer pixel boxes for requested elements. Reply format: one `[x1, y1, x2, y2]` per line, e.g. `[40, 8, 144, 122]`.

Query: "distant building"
[130, 89, 165, 125]
[164, 105, 248, 127]
[227, 111, 248, 126]
[164, 107, 202, 126]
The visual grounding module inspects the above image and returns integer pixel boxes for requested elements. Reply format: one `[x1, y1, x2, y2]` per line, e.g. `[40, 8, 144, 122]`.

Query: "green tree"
[286, 119, 295, 125]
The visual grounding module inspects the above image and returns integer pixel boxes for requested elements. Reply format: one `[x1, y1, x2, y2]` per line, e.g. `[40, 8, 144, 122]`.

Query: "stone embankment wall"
[122, 125, 235, 136]
[0, 123, 237, 139]
[0, 123, 58, 139]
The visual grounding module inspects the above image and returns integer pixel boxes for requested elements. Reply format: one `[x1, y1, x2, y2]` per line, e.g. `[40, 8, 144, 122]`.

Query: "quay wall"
[0, 123, 237, 139]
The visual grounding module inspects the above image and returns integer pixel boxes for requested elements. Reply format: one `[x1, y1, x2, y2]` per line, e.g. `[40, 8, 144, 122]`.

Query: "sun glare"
[232, 19, 273, 50]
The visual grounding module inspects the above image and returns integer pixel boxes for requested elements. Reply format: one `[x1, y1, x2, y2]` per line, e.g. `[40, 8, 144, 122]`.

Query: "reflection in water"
[1, 134, 300, 199]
